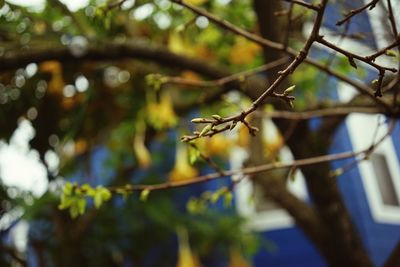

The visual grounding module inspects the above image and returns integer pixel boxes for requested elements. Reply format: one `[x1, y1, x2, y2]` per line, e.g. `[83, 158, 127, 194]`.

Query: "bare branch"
[336, 0, 380, 26]
[170, 0, 283, 51]
[365, 34, 400, 61]
[161, 57, 288, 89]
[104, 149, 367, 192]
[257, 106, 384, 120]
[316, 35, 397, 73]
[283, 0, 320, 11]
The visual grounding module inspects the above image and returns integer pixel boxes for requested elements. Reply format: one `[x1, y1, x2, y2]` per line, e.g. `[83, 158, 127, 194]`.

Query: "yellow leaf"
[229, 37, 261, 65]
[147, 92, 177, 130]
[181, 70, 202, 82]
[236, 124, 250, 147]
[176, 228, 203, 267]
[61, 98, 75, 110]
[204, 134, 231, 156]
[185, 128, 230, 157]
[39, 61, 65, 94]
[229, 248, 252, 267]
[39, 60, 61, 73]
[33, 21, 47, 35]
[194, 45, 215, 61]
[74, 139, 88, 155]
[264, 133, 284, 160]
[133, 124, 151, 168]
[169, 31, 195, 56]
[169, 144, 198, 182]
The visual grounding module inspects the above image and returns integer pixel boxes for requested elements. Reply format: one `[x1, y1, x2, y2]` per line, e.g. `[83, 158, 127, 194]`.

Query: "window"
[231, 120, 308, 231]
[371, 153, 400, 207]
[338, 82, 400, 224]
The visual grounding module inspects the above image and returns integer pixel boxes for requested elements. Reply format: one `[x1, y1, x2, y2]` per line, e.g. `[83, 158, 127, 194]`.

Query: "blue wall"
[253, 228, 326, 267]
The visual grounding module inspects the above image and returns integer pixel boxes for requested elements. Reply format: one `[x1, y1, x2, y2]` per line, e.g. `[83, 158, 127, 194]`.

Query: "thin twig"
[162, 57, 288, 88]
[316, 35, 397, 73]
[386, 0, 399, 38]
[107, 0, 128, 10]
[256, 106, 383, 120]
[330, 118, 396, 178]
[336, 0, 380, 26]
[283, 0, 320, 11]
[105, 149, 367, 192]
[365, 34, 400, 61]
[170, 0, 283, 50]
[283, 2, 294, 50]
[188, 143, 226, 176]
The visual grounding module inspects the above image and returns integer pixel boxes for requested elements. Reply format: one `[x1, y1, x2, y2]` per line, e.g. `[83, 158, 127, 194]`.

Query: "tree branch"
[336, 0, 380, 26]
[0, 40, 226, 77]
[283, 0, 320, 11]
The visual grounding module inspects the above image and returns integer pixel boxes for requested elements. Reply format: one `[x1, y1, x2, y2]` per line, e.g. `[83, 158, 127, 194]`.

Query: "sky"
[0, 1, 92, 198]
[0, 120, 49, 197]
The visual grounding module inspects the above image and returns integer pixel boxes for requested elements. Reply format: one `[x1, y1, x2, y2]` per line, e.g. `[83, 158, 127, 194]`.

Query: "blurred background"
[1, 0, 400, 266]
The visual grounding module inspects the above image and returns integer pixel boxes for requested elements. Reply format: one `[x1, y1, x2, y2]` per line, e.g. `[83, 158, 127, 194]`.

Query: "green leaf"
[104, 15, 112, 30]
[63, 182, 75, 196]
[211, 114, 222, 121]
[69, 203, 80, 218]
[223, 191, 233, 207]
[210, 191, 220, 203]
[191, 118, 205, 123]
[287, 99, 294, 109]
[186, 198, 205, 214]
[188, 146, 200, 165]
[283, 85, 295, 96]
[140, 189, 150, 202]
[238, 75, 246, 82]
[199, 124, 212, 137]
[81, 183, 95, 197]
[330, 168, 343, 177]
[93, 186, 112, 209]
[58, 195, 73, 210]
[77, 198, 86, 215]
[94, 5, 106, 19]
[385, 50, 397, 57]
[68, 197, 86, 218]
[145, 74, 163, 91]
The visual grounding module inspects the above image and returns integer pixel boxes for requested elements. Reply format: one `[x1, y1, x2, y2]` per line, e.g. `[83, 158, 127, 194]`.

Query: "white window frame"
[231, 120, 308, 231]
[338, 82, 400, 224]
